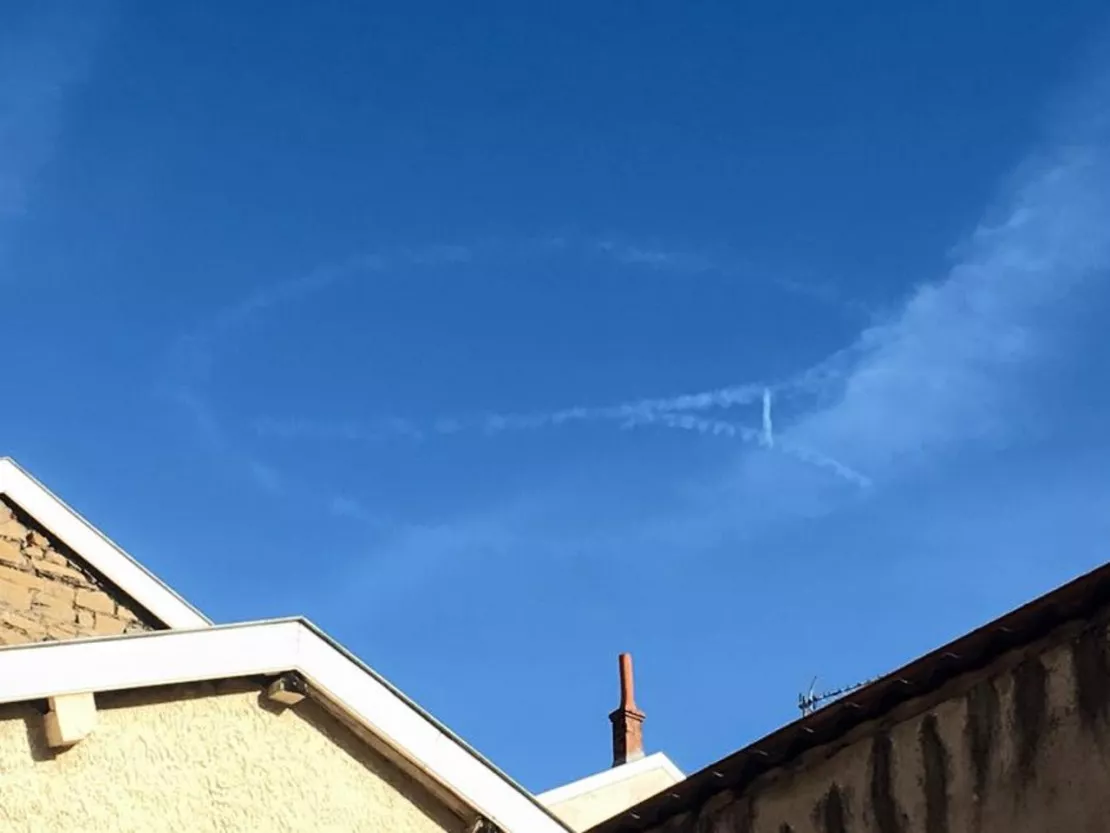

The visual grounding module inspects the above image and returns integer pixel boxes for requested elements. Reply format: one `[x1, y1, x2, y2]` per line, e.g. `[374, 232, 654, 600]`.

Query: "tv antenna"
[798, 675, 877, 716]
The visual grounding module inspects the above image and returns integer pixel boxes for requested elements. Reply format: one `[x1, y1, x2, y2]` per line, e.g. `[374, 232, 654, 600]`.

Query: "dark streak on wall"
[1011, 658, 1048, 783]
[726, 795, 755, 833]
[619, 600, 1110, 833]
[813, 783, 847, 833]
[920, 714, 950, 833]
[964, 678, 1000, 803]
[869, 732, 904, 833]
[1072, 625, 1110, 730]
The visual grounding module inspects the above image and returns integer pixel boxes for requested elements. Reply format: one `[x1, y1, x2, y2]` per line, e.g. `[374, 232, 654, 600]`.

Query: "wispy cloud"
[761, 388, 774, 449]
[473, 380, 769, 433]
[623, 410, 872, 488]
[418, 63, 1110, 493]
[249, 347, 871, 485]
[170, 229, 875, 488]
[338, 50, 1110, 606]
[253, 415, 425, 444]
[326, 495, 391, 530]
[168, 230, 867, 437]
[173, 119, 1109, 509]
[166, 255, 386, 389]
[781, 123, 1110, 482]
[595, 239, 716, 271]
[0, 4, 108, 249]
[161, 385, 284, 494]
[161, 242, 487, 493]
[593, 237, 875, 316]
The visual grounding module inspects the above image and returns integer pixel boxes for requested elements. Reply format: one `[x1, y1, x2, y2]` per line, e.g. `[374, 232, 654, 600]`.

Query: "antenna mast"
[797, 676, 878, 716]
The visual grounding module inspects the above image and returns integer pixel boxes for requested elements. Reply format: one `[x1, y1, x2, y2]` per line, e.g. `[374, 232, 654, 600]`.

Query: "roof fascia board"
[0, 620, 570, 833]
[538, 753, 684, 807]
[0, 620, 300, 703]
[0, 458, 210, 628]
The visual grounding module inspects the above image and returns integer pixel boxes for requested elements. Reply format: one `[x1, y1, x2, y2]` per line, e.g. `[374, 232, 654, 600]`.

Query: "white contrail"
[459, 337, 874, 438]
[0, 5, 106, 247]
[185, 233, 872, 453]
[472, 381, 769, 436]
[591, 238, 872, 316]
[775, 441, 873, 489]
[761, 388, 774, 448]
[621, 411, 766, 444]
[622, 410, 871, 488]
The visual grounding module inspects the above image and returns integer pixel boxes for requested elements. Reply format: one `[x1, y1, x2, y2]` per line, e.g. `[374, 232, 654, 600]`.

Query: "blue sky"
[4, 0, 1110, 792]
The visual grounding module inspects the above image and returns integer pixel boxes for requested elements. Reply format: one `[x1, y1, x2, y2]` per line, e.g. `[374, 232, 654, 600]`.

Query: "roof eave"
[0, 618, 572, 833]
[591, 559, 1110, 833]
[0, 457, 210, 629]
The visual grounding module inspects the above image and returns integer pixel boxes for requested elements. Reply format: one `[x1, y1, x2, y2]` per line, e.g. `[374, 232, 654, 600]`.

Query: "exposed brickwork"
[0, 498, 160, 646]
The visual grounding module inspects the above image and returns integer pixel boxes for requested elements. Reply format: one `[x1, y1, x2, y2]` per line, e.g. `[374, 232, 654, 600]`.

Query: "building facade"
[0, 458, 569, 833]
[590, 562, 1110, 833]
[0, 456, 684, 833]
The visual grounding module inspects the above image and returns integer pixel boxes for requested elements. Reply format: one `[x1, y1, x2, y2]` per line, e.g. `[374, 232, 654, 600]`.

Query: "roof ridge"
[0, 619, 572, 833]
[0, 457, 210, 629]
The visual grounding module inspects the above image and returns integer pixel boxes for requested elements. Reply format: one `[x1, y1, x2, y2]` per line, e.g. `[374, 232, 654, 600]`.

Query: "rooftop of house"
[589, 558, 1110, 833]
[537, 653, 684, 830]
[0, 456, 571, 833]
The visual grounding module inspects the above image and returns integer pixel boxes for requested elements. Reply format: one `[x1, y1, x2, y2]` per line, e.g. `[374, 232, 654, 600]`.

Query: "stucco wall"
[546, 763, 681, 831]
[0, 679, 463, 833]
[0, 498, 157, 645]
[633, 615, 1110, 833]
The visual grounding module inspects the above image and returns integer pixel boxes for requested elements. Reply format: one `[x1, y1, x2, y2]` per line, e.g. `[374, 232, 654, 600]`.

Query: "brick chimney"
[609, 652, 646, 767]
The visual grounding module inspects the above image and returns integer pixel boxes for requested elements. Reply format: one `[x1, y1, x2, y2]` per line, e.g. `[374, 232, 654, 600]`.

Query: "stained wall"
[633, 616, 1110, 833]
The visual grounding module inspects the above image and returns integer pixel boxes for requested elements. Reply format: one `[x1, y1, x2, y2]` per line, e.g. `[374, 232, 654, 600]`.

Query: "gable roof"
[539, 753, 684, 831]
[0, 457, 209, 629]
[589, 560, 1110, 833]
[0, 618, 572, 833]
[537, 753, 684, 809]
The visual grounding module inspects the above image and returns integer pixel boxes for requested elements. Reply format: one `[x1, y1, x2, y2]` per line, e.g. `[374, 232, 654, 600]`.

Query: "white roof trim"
[537, 752, 684, 807]
[0, 619, 570, 833]
[0, 458, 209, 629]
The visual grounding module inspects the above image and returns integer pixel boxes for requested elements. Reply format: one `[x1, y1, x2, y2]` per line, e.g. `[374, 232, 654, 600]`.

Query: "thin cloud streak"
[252, 372, 871, 488]
[159, 385, 284, 494]
[162, 244, 472, 482]
[783, 116, 1110, 480]
[174, 231, 871, 474]
[252, 416, 425, 445]
[477, 381, 769, 433]
[623, 411, 872, 488]
[762, 388, 774, 449]
[332, 40, 1110, 609]
[0, 4, 108, 251]
[592, 237, 875, 316]
[167, 255, 387, 388]
[250, 331, 872, 440]
[174, 232, 865, 389]
[249, 341, 872, 486]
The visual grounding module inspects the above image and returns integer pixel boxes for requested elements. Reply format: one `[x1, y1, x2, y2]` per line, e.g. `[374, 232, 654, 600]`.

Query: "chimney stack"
[609, 653, 646, 767]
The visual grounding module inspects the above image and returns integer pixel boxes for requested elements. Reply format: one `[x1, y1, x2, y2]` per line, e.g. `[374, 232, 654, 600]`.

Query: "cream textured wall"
[546, 765, 681, 831]
[626, 615, 1110, 833]
[0, 679, 463, 833]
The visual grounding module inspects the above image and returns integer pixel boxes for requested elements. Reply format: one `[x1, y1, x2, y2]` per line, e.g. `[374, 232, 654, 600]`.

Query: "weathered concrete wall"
[0, 679, 463, 833]
[638, 616, 1110, 833]
[0, 498, 158, 645]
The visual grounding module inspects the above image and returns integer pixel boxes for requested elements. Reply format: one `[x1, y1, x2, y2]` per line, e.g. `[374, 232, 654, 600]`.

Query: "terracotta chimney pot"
[609, 652, 646, 767]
